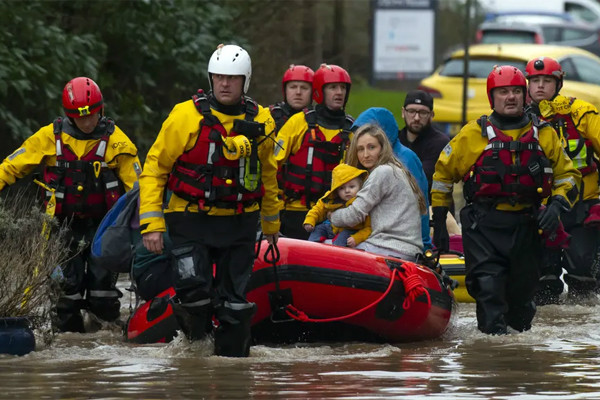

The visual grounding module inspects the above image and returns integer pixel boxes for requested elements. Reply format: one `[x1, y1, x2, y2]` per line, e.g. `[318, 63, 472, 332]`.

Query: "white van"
[478, 0, 600, 27]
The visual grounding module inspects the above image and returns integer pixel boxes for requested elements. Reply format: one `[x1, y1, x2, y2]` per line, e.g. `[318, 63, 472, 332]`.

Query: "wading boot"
[214, 303, 257, 357]
[171, 299, 213, 341]
[534, 249, 564, 306]
[54, 297, 85, 333]
[565, 275, 598, 305]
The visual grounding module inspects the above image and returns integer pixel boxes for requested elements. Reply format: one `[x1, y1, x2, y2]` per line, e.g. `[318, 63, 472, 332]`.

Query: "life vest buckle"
[508, 141, 521, 152]
[528, 163, 541, 177]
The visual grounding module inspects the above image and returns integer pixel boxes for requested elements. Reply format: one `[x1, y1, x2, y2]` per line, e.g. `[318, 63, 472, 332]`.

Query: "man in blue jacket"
[352, 107, 432, 250]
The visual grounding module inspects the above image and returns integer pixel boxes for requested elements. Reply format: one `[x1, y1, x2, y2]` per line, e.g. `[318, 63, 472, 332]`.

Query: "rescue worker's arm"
[113, 153, 142, 191]
[540, 126, 581, 207]
[107, 129, 141, 191]
[431, 122, 481, 208]
[257, 107, 283, 238]
[0, 125, 55, 191]
[571, 99, 600, 156]
[273, 112, 307, 166]
[139, 103, 193, 235]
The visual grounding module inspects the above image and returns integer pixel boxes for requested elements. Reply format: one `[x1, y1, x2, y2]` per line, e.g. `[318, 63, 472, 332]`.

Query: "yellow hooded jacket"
[431, 118, 581, 210]
[0, 118, 140, 192]
[541, 96, 600, 201]
[303, 163, 371, 245]
[139, 98, 281, 235]
[274, 110, 353, 211]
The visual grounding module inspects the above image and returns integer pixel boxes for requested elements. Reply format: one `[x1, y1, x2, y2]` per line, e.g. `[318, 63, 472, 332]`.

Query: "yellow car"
[418, 43, 600, 136]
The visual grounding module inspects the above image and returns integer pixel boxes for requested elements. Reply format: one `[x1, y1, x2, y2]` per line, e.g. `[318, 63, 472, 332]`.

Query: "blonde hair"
[346, 123, 427, 214]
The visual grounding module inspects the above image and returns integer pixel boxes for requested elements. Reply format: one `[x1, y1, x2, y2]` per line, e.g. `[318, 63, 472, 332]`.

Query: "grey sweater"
[330, 164, 423, 257]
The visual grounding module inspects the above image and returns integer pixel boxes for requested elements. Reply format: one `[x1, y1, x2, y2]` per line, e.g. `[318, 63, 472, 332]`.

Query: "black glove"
[432, 206, 450, 252]
[538, 196, 570, 233]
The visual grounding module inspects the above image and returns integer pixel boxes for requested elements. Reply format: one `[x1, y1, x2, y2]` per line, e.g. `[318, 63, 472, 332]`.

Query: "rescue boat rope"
[284, 263, 432, 323]
[399, 262, 432, 310]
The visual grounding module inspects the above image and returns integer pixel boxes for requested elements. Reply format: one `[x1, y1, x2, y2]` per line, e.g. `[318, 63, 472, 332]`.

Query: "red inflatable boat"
[126, 238, 455, 344]
[249, 238, 454, 343]
[126, 287, 177, 344]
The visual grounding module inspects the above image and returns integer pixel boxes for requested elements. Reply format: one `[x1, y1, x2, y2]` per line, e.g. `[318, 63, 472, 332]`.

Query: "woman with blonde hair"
[330, 123, 426, 260]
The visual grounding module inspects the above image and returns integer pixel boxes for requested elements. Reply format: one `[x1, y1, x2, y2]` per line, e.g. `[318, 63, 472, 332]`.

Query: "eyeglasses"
[404, 108, 431, 118]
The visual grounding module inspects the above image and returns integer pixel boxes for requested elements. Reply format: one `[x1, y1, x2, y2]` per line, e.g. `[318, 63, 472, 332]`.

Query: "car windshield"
[439, 58, 528, 79]
[481, 30, 537, 44]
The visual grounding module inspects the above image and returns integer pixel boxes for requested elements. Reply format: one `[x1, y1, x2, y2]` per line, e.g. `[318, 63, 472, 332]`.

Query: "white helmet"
[208, 44, 252, 93]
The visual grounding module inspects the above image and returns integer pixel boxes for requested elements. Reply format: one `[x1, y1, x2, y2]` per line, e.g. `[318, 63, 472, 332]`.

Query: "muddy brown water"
[2, 299, 600, 399]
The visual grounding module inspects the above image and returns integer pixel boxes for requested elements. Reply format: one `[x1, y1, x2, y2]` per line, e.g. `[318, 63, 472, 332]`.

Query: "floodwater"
[2, 297, 600, 400]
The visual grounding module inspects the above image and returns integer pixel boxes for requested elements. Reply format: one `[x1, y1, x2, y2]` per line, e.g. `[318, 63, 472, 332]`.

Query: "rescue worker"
[431, 66, 580, 334]
[275, 63, 354, 239]
[0, 77, 141, 333]
[139, 44, 281, 357]
[269, 64, 314, 133]
[526, 57, 600, 304]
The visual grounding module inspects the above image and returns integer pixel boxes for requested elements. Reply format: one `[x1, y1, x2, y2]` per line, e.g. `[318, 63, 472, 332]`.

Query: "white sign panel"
[373, 9, 435, 79]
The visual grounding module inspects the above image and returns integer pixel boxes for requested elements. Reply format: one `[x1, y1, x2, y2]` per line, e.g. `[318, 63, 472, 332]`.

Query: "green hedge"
[345, 85, 407, 129]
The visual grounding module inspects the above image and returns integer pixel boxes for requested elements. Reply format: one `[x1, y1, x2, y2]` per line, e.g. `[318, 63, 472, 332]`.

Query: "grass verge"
[345, 84, 407, 128]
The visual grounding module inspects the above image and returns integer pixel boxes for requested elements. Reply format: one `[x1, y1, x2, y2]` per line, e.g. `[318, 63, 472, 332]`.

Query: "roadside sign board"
[372, 0, 437, 81]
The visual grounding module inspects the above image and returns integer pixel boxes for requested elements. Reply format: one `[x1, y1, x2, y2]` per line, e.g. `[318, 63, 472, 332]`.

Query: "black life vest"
[166, 90, 265, 212]
[463, 116, 553, 204]
[281, 108, 353, 207]
[43, 117, 123, 218]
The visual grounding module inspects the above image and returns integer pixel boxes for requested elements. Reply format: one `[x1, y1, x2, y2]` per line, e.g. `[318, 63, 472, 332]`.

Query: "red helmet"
[486, 65, 527, 108]
[312, 63, 351, 105]
[282, 64, 314, 101]
[62, 77, 103, 118]
[525, 57, 564, 92]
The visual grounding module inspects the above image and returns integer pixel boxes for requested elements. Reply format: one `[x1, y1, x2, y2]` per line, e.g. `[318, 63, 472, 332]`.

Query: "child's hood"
[326, 164, 368, 200]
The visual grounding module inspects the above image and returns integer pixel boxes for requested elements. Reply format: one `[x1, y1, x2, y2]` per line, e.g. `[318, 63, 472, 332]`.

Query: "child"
[303, 164, 371, 247]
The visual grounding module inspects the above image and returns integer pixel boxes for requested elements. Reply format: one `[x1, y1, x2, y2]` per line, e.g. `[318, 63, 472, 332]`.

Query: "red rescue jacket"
[463, 116, 553, 205]
[281, 108, 353, 207]
[43, 117, 123, 218]
[166, 90, 265, 213]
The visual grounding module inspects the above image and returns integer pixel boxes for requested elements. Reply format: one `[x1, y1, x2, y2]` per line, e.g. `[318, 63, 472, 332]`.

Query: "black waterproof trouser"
[55, 217, 121, 333]
[461, 204, 541, 335]
[537, 200, 600, 300]
[166, 211, 258, 356]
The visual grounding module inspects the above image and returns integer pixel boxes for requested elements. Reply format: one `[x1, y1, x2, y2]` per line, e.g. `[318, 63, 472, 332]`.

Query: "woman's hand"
[304, 224, 315, 232]
[347, 236, 356, 248]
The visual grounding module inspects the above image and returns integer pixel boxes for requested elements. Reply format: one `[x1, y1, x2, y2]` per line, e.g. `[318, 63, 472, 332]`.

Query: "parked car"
[483, 11, 573, 24]
[418, 44, 600, 136]
[476, 20, 600, 56]
[478, 0, 600, 27]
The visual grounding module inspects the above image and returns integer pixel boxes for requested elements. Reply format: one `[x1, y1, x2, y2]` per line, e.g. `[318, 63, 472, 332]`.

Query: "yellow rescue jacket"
[139, 98, 281, 235]
[539, 96, 600, 201]
[303, 163, 371, 245]
[0, 119, 140, 192]
[431, 117, 581, 211]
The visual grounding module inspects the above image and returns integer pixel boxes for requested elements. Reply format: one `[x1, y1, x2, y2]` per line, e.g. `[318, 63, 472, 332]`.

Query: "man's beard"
[408, 121, 430, 135]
